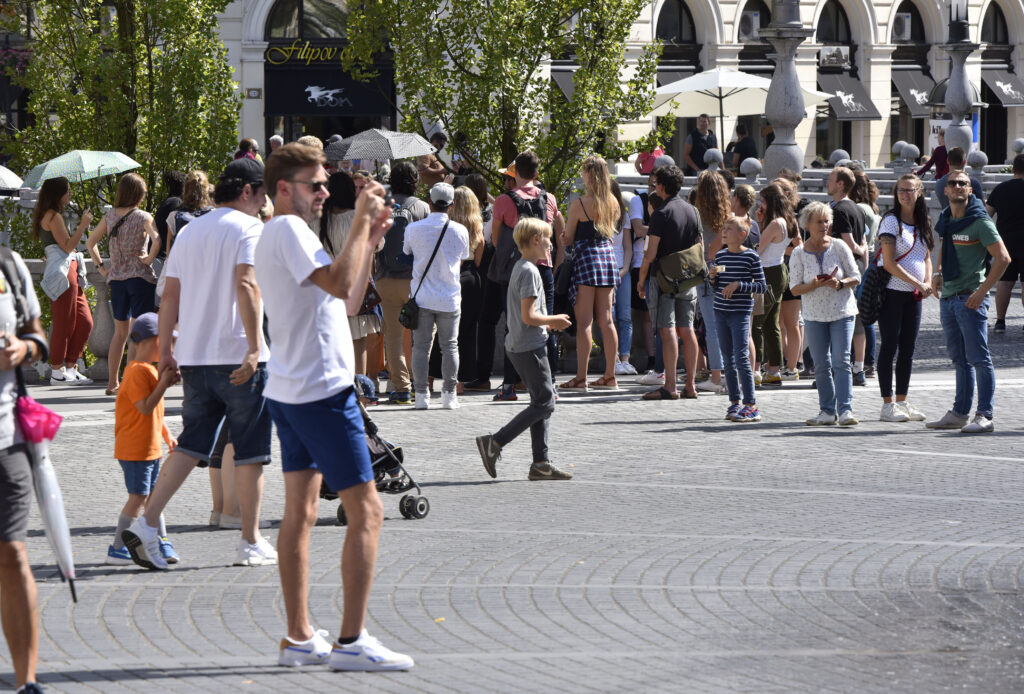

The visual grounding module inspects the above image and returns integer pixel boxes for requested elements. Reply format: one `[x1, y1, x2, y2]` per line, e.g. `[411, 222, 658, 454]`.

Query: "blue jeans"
[613, 271, 632, 358]
[940, 295, 995, 418]
[716, 310, 755, 404]
[805, 316, 856, 416]
[697, 280, 723, 371]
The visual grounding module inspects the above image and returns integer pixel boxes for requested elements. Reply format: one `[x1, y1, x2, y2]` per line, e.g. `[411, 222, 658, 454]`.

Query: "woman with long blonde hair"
[559, 155, 621, 391]
[692, 170, 731, 393]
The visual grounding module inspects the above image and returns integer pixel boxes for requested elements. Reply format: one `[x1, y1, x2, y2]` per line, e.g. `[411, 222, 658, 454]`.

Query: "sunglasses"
[946, 180, 970, 189]
[290, 179, 328, 193]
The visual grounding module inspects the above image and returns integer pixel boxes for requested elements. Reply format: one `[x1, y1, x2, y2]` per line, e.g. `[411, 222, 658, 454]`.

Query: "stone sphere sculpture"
[892, 141, 908, 157]
[900, 143, 920, 163]
[704, 148, 724, 171]
[739, 157, 762, 180]
[1013, 138, 1024, 155]
[966, 150, 988, 170]
[829, 149, 851, 165]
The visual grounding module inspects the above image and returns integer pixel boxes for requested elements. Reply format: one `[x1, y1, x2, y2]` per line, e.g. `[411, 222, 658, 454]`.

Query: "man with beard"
[254, 143, 414, 671]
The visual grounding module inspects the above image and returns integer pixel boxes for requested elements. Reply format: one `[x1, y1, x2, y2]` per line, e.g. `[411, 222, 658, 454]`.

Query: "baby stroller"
[320, 378, 429, 525]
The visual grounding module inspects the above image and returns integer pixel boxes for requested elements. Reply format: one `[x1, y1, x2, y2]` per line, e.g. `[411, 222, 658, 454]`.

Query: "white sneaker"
[637, 370, 665, 386]
[209, 511, 221, 527]
[234, 538, 278, 566]
[328, 630, 414, 671]
[68, 366, 93, 385]
[880, 402, 910, 423]
[255, 534, 278, 561]
[414, 393, 429, 410]
[121, 517, 169, 570]
[49, 366, 69, 386]
[838, 410, 859, 426]
[753, 371, 762, 386]
[441, 392, 459, 409]
[961, 414, 994, 434]
[278, 628, 333, 667]
[695, 379, 721, 393]
[806, 410, 837, 426]
[899, 401, 926, 422]
[620, 361, 637, 375]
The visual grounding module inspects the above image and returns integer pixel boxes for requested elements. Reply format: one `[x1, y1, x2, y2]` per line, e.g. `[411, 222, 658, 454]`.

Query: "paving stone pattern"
[2, 299, 1024, 692]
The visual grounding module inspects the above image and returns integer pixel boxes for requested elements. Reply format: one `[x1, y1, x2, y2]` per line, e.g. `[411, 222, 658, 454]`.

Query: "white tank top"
[759, 217, 790, 268]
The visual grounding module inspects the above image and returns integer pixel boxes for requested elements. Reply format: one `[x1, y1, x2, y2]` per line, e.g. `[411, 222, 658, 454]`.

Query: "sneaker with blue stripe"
[278, 628, 332, 667]
[725, 403, 741, 421]
[737, 404, 761, 422]
[328, 630, 414, 671]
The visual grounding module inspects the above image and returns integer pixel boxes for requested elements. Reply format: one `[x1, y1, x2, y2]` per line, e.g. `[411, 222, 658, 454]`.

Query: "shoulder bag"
[857, 218, 916, 325]
[398, 222, 449, 330]
[655, 242, 706, 295]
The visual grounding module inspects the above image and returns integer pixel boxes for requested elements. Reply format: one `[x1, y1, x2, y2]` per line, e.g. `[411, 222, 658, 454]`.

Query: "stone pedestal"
[761, 28, 814, 180]
[940, 42, 980, 155]
[86, 263, 113, 381]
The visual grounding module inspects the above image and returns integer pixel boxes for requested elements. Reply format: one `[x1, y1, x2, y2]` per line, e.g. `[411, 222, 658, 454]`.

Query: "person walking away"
[153, 170, 185, 283]
[636, 165, 703, 400]
[476, 218, 573, 480]
[709, 215, 766, 422]
[984, 154, 1024, 333]
[165, 171, 214, 252]
[927, 173, 1011, 433]
[692, 170, 731, 393]
[0, 247, 48, 694]
[752, 183, 797, 386]
[121, 157, 274, 571]
[683, 114, 717, 176]
[789, 202, 861, 425]
[404, 183, 470, 409]
[86, 173, 160, 395]
[876, 174, 934, 423]
[33, 177, 93, 385]
[253, 142, 414, 671]
[106, 313, 179, 566]
[559, 155, 620, 392]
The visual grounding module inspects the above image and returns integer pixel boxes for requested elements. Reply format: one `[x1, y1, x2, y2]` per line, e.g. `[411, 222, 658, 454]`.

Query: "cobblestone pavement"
[2, 299, 1024, 693]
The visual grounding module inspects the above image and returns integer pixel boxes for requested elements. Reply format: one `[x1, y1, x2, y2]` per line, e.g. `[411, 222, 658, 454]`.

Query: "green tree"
[342, 0, 672, 202]
[0, 0, 239, 214]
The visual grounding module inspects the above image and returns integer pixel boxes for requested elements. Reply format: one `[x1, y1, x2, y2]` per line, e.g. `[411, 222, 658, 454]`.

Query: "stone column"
[940, 0, 978, 155]
[760, 0, 813, 180]
[86, 262, 113, 381]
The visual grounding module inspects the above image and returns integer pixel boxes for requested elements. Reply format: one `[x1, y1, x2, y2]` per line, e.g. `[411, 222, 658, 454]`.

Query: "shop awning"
[891, 69, 936, 118]
[817, 73, 882, 121]
[551, 68, 577, 100]
[264, 66, 393, 117]
[656, 68, 697, 87]
[981, 68, 1024, 106]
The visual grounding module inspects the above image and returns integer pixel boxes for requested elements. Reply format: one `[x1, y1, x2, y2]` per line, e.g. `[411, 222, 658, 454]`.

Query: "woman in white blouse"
[789, 202, 862, 426]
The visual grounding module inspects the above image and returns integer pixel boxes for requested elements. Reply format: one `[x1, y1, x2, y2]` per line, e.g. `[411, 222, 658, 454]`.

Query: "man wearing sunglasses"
[928, 173, 1011, 434]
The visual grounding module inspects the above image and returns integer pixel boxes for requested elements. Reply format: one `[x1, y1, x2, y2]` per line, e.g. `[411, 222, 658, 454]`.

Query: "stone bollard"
[966, 150, 988, 173]
[86, 262, 113, 381]
[1013, 138, 1024, 156]
[829, 149, 851, 166]
[900, 143, 920, 166]
[740, 157, 762, 183]
[704, 148, 724, 171]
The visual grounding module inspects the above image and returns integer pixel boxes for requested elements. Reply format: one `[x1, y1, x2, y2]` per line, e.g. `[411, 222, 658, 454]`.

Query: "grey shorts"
[0, 444, 32, 542]
[648, 280, 697, 330]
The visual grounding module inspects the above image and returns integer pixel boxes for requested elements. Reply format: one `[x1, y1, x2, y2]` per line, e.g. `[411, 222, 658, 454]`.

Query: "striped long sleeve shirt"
[711, 248, 767, 313]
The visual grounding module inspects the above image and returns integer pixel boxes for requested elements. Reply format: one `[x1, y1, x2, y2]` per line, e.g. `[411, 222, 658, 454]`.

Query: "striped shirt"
[712, 248, 767, 313]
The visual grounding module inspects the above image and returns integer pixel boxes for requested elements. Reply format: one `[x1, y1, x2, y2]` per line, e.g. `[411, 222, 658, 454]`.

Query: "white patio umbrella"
[646, 67, 833, 137]
[0, 165, 23, 190]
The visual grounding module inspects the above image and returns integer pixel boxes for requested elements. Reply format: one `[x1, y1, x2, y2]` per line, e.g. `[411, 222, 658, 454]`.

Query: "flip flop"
[681, 389, 698, 399]
[105, 387, 119, 396]
[558, 376, 588, 392]
[642, 387, 679, 401]
[588, 375, 619, 390]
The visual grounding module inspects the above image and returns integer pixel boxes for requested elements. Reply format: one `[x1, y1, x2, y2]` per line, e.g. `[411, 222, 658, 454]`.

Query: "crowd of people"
[0, 129, 1019, 691]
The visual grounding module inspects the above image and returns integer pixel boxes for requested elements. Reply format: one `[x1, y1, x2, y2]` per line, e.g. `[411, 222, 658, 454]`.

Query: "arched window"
[266, 0, 349, 41]
[656, 0, 697, 44]
[891, 1, 926, 43]
[982, 3, 1009, 44]
[817, 0, 851, 44]
[740, 0, 772, 30]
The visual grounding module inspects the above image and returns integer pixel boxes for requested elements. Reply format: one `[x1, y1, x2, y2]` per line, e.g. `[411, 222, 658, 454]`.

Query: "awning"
[981, 68, 1024, 106]
[551, 69, 576, 100]
[263, 66, 393, 117]
[891, 69, 936, 118]
[657, 68, 697, 87]
[817, 73, 882, 121]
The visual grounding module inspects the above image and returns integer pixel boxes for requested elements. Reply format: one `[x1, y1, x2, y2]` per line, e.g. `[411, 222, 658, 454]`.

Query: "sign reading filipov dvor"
[266, 40, 342, 66]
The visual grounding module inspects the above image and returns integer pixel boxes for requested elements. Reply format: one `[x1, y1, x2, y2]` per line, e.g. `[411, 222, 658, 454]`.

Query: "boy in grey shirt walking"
[476, 218, 573, 480]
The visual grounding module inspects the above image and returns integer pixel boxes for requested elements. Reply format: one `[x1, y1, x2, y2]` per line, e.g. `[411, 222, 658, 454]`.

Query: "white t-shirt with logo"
[163, 207, 271, 366]
[254, 214, 354, 405]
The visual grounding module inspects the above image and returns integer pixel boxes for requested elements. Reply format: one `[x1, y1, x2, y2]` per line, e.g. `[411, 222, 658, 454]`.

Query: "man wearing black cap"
[122, 156, 276, 571]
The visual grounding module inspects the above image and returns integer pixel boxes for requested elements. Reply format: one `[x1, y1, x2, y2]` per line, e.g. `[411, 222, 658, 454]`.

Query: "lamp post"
[761, 0, 813, 179]
[940, 0, 978, 154]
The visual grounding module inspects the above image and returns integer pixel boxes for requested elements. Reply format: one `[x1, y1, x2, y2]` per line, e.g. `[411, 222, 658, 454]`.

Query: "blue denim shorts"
[109, 277, 156, 321]
[268, 387, 373, 493]
[119, 459, 160, 496]
[176, 364, 272, 467]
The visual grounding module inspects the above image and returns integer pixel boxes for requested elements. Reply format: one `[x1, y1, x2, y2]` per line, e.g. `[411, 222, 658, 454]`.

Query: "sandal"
[558, 376, 588, 392]
[642, 387, 679, 401]
[588, 375, 618, 390]
[105, 387, 119, 396]
[681, 389, 698, 399]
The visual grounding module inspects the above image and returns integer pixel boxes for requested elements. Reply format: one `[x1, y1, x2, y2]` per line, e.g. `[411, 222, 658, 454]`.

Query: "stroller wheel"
[336, 504, 348, 526]
[399, 494, 415, 519]
[411, 496, 430, 519]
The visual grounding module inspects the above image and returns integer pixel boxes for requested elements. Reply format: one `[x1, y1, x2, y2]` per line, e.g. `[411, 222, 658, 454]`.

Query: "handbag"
[398, 221, 449, 330]
[358, 279, 382, 315]
[655, 243, 706, 295]
[857, 220, 916, 325]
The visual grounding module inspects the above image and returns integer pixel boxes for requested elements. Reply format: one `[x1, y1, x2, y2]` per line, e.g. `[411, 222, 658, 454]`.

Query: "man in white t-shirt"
[122, 157, 276, 572]
[403, 182, 470, 410]
[254, 143, 414, 672]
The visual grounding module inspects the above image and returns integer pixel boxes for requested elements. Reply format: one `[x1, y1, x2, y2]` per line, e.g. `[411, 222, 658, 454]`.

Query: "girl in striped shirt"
[709, 216, 767, 422]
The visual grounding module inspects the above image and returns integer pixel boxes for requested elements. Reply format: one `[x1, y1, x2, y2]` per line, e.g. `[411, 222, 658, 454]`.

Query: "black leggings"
[876, 288, 922, 398]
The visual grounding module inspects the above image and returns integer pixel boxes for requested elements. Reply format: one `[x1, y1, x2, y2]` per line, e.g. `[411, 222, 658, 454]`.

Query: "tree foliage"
[0, 0, 239, 212]
[342, 0, 672, 202]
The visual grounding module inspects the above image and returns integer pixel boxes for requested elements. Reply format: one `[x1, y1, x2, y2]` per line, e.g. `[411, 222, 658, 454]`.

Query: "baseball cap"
[429, 182, 455, 206]
[129, 313, 177, 343]
[498, 161, 517, 178]
[220, 157, 264, 186]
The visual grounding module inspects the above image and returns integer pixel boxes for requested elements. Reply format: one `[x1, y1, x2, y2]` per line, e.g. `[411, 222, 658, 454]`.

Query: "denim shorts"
[176, 364, 271, 467]
[268, 387, 373, 493]
[109, 277, 157, 321]
[119, 459, 160, 496]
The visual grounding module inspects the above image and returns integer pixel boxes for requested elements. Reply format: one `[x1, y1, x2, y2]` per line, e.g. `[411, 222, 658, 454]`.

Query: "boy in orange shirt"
[107, 313, 179, 567]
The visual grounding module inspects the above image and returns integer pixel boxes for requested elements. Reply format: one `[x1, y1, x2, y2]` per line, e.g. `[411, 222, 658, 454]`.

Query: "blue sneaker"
[159, 538, 180, 564]
[387, 391, 412, 405]
[737, 404, 761, 422]
[105, 544, 132, 566]
[492, 385, 518, 401]
[725, 403, 741, 421]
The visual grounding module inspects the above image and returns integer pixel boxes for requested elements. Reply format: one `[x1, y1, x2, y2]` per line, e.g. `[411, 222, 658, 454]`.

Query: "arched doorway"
[889, 1, 933, 155]
[263, 0, 394, 146]
[979, 2, 1024, 163]
[655, 0, 706, 168]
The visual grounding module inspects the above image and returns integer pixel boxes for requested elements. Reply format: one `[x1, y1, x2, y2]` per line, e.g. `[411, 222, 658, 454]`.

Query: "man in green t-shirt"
[927, 172, 1011, 434]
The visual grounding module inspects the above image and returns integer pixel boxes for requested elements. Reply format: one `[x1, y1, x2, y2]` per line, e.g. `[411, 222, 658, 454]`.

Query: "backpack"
[173, 208, 210, 236]
[0, 247, 30, 331]
[376, 203, 416, 279]
[487, 190, 548, 284]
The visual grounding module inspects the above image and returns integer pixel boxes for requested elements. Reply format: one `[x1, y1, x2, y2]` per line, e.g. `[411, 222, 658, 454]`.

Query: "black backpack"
[487, 190, 548, 284]
[376, 203, 416, 279]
